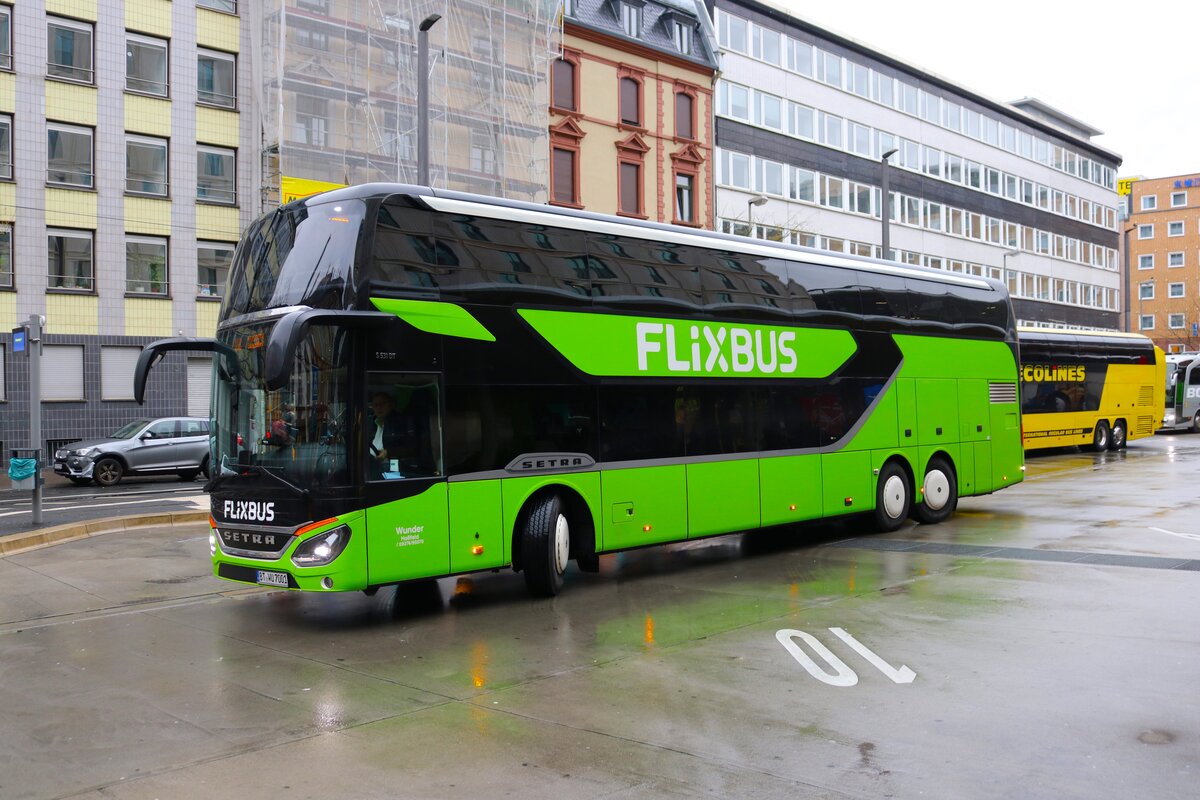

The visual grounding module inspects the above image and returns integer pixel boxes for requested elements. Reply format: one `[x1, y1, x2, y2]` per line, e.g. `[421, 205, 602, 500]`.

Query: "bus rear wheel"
[1108, 419, 1127, 450]
[912, 456, 957, 525]
[873, 462, 911, 532]
[522, 494, 570, 597]
[1089, 421, 1110, 452]
[1192, 411, 1200, 434]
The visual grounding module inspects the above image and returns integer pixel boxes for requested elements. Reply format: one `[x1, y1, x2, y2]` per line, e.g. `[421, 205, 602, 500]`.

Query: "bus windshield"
[212, 320, 351, 493]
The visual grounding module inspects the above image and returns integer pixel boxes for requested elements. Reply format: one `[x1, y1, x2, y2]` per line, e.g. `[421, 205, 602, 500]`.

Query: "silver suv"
[53, 417, 211, 487]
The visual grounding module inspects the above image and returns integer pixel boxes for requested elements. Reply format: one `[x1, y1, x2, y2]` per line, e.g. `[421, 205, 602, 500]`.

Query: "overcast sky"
[768, 0, 1199, 180]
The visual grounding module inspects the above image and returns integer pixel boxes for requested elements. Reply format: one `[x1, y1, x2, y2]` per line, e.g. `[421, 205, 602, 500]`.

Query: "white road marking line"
[1149, 526, 1200, 542]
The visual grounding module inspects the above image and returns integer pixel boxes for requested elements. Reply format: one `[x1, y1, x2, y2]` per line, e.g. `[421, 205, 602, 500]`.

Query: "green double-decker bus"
[136, 184, 1024, 597]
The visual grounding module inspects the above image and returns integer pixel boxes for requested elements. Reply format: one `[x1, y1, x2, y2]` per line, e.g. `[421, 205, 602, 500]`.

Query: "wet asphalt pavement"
[0, 434, 1197, 799]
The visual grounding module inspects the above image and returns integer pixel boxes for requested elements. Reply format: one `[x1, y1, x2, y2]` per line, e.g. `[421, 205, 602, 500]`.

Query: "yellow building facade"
[552, 1, 717, 227]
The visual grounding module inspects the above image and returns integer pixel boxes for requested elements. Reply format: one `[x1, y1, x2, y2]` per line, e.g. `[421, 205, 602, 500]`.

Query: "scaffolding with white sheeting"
[252, 0, 562, 208]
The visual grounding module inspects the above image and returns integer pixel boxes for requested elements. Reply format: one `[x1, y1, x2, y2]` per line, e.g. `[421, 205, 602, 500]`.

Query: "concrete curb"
[0, 511, 210, 558]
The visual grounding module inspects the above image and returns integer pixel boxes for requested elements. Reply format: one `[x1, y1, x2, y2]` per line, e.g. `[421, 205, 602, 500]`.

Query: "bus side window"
[374, 203, 439, 295]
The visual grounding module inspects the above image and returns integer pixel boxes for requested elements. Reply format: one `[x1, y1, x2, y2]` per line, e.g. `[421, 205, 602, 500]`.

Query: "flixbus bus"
[135, 184, 1024, 597]
[1017, 327, 1165, 451]
[1160, 355, 1200, 432]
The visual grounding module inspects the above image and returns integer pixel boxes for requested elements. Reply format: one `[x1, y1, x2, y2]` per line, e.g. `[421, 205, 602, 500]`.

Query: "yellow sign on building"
[281, 176, 348, 204]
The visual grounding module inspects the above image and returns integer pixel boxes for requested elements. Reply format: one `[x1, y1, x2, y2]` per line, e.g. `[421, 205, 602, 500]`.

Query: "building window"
[126, 33, 168, 96]
[1141, 195, 1157, 211]
[126, 236, 168, 295]
[674, 173, 694, 223]
[1171, 191, 1186, 207]
[197, 145, 236, 204]
[43, 345, 85, 400]
[552, 57, 576, 111]
[551, 147, 576, 205]
[0, 6, 11, 71]
[620, 2, 642, 38]
[47, 123, 93, 188]
[1169, 313, 1185, 329]
[47, 229, 94, 291]
[198, 242, 234, 296]
[1138, 224, 1153, 239]
[469, 129, 495, 174]
[197, 49, 236, 108]
[0, 224, 11, 289]
[619, 160, 640, 215]
[101, 347, 141, 401]
[675, 91, 694, 140]
[619, 76, 641, 126]
[293, 95, 328, 146]
[126, 135, 168, 196]
[197, 0, 237, 12]
[48, 18, 93, 83]
[1139, 314, 1154, 331]
[1139, 282, 1155, 300]
[1138, 254, 1154, 270]
[1168, 221, 1184, 237]
[1168, 252, 1184, 267]
[1169, 282, 1185, 298]
[672, 20, 692, 54]
[0, 113, 10, 180]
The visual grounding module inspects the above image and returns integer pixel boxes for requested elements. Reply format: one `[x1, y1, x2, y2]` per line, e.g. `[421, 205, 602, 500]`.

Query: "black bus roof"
[290, 182, 1005, 295]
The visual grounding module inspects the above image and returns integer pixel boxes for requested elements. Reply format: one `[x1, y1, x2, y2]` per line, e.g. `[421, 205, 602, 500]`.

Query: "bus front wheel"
[522, 494, 570, 597]
[912, 456, 957, 525]
[1089, 421, 1110, 452]
[873, 462, 911, 532]
[1191, 411, 1200, 434]
[1108, 419, 1127, 450]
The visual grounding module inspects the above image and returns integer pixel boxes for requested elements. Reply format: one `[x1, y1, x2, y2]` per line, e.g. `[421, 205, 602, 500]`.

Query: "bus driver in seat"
[367, 389, 431, 478]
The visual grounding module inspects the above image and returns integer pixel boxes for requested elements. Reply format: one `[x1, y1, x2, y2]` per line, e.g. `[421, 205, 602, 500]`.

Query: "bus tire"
[1192, 411, 1200, 434]
[873, 461, 911, 532]
[1089, 421, 1110, 452]
[1108, 419, 1127, 450]
[522, 494, 570, 597]
[912, 456, 957, 525]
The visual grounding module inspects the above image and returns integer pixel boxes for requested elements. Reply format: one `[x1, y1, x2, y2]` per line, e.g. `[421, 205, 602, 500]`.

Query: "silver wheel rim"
[923, 469, 950, 511]
[883, 474, 906, 519]
[553, 513, 570, 575]
[1114, 425, 1125, 445]
[1096, 427, 1107, 448]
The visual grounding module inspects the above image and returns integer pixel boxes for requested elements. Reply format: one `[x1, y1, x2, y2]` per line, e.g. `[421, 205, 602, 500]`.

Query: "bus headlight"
[291, 525, 351, 568]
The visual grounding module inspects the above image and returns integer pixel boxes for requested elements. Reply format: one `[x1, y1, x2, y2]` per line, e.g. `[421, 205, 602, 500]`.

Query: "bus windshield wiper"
[219, 457, 309, 498]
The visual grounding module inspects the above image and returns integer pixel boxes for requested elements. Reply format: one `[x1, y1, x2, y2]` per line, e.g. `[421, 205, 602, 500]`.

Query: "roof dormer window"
[620, 2, 642, 38]
[672, 20, 692, 54]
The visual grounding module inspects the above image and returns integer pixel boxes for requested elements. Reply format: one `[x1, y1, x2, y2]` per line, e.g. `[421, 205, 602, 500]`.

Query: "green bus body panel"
[959, 379, 990, 442]
[849, 386, 899, 451]
[759, 455, 823, 526]
[893, 334, 1017, 379]
[916, 379, 959, 447]
[449, 480, 505, 573]
[500, 472, 603, 560]
[601, 465, 688, 549]
[821, 450, 872, 516]
[895, 379, 917, 446]
[365, 483, 449, 584]
[370, 297, 496, 341]
[686, 460, 760, 538]
[518, 309, 857, 379]
[957, 444, 976, 495]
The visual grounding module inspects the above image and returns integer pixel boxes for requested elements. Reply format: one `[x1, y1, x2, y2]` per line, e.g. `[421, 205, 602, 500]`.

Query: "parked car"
[53, 417, 211, 487]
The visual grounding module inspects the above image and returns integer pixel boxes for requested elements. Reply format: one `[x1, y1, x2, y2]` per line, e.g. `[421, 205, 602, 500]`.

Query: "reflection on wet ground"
[1, 435, 1198, 799]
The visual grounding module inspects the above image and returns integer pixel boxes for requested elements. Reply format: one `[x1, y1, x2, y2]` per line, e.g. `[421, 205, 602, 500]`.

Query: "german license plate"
[256, 570, 289, 588]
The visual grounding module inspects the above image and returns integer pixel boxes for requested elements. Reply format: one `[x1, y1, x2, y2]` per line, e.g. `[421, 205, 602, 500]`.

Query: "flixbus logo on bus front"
[519, 309, 857, 380]
[637, 321, 799, 374]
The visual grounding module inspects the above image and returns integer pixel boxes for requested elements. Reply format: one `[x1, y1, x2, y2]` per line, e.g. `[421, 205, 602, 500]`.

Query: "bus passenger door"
[363, 373, 450, 585]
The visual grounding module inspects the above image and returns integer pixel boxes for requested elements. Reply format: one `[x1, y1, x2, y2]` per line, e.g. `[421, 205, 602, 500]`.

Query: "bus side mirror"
[264, 309, 391, 391]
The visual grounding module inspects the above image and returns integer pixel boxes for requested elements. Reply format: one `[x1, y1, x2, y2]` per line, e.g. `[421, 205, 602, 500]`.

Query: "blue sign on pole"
[12, 328, 24, 353]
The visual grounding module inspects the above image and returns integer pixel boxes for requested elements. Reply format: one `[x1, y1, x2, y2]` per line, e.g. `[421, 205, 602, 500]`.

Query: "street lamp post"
[417, 13, 442, 186]
[746, 194, 767, 238]
[880, 148, 898, 260]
